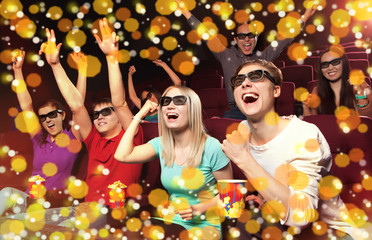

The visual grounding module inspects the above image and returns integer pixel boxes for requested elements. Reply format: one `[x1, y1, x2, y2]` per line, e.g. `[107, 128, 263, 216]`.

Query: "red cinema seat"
[280, 65, 314, 89]
[195, 88, 228, 119]
[276, 82, 295, 116]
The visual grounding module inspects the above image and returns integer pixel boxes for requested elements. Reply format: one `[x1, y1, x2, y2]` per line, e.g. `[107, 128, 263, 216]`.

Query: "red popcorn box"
[217, 180, 248, 218]
[108, 181, 127, 209]
[28, 175, 46, 199]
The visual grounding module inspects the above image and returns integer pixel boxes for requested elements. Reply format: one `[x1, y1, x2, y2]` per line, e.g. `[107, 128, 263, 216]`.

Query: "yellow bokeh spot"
[148, 188, 169, 207]
[250, 177, 268, 191]
[0, 0, 23, 19]
[251, 2, 263, 12]
[73, 19, 83, 28]
[288, 43, 308, 62]
[15, 111, 40, 135]
[8, 107, 19, 117]
[362, 176, 372, 191]
[135, 3, 146, 15]
[163, 36, 178, 51]
[66, 29, 87, 49]
[358, 123, 368, 133]
[149, 225, 165, 239]
[127, 183, 143, 198]
[60, 207, 70, 217]
[131, 30, 141, 40]
[234, 10, 250, 24]
[331, 25, 349, 38]
[335, 106, 350, 121]
[68, 179, 89, 199]
[0, 49, 13, 64]
[25, 218, 45, 232]
[116, 7, 131, 21]
[171, 197, 190, 211]
[294, 87, 309, 102]
[348, 206, 367, 227]
[305, 24, 317, 34]
[205, 206, 224, 225]
[155, 0, 179, 15]
[99, 228, 110, 238]
[42, 162, 58, 177]
[277, 0, 295, 12]
[352, 0, 372, 21]
[48, 6, 63, 20]
[330, 9, 351, 28]
[312, 221, 328, 235]
[304, 138, 320, 152]
[207, 34, 228, 53]
[55, 133, 70, 147]
[140, 49, 150, 59]
[249, 20, 265, 35]
[262, 226, 282, 240]
[117, 49, 131, 64]
[225, 19, 236, 31]
[29, 4, 39, 14]
[75, 216, 90, 230]
[11, 79, 27, 94]
[277, 16, 302, 39]
[335, 153, 350, 167]
[262, 200, 286, 223]
[319, 175, 343, 200]
[245, 219, 260, 233]
[124, 18, 139, 32]
[86, 55, 102, 77]
[111, 208, 127, 220]
[25, 203, 45, 231]
[151, 16, 171, 35]
[126, 217, 142, 232]
[288, 171, 309, 190]
[349, 148, 364, 163]
[50, 231, 65, 240]
[140, 211, 151, 220]
[264, 111, 280, 126]
[349, 69, 365, 86]
[304, 208, 319, 223]
[15, 18, 37, 39]
[93, 0, 114, 15]
[26, 73, 42, 88]
[9, 220, 25, 235]
[179, 60, 194, 75]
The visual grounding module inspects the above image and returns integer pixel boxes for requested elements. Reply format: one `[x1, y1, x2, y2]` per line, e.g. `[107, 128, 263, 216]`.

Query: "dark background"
[1, 0, 371, 132]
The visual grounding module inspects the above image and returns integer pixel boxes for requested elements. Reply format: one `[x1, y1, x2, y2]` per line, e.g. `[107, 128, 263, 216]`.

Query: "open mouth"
[166, 113, 179, 120]
[98, 122, 106, 126]
[47, 123, 55, 129]
[242, 93, 259, 104]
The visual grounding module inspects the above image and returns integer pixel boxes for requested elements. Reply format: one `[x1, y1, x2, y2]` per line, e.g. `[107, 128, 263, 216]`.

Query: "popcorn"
[108, 181, 127, 208]
[28, 175, 46, 199]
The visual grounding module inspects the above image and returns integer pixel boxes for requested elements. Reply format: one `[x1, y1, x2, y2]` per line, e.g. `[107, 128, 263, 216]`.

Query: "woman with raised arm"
[127, 59, 181, 122]
[0, 49, 87, 216]
[115, 85, 233, 238]
[303, 47, 372, 117]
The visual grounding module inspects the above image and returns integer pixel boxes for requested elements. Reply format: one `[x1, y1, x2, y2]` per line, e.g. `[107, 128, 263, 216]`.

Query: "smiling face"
[160, 88, 189, 131]
[38, 105, 65, 138]
[233, 64, 280, 120]
[234, 24, 257, 55]
[93, 103, 121, 136]
[320, 51, 343, 82]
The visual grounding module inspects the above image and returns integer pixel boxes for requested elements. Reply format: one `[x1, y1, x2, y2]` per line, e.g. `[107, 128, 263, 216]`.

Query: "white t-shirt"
[241, 116, 353, 236]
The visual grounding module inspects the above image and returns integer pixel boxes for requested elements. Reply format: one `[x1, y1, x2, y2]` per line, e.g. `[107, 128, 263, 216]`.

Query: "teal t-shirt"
[149, 136, 230, 233]
[144, 113, 158, 122]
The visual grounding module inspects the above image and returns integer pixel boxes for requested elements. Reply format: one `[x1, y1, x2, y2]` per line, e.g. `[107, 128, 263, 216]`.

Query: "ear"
[233, 36, 237, 45]
[274, 85, 281, 98]
[61, 111, 66, 120]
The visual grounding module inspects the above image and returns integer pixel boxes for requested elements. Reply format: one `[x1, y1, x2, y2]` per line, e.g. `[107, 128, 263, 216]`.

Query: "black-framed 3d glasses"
[91, 107, 115, 120]
[39, 109, 63, 122]
[159, 95, 187, 106]
[236, 32, 256, 40]
[231, 69, 276, 88]
[320, 58, 342, 69]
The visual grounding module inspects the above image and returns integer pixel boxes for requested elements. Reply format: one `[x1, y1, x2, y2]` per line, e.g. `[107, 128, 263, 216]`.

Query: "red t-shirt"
[83, 126, 143, 205]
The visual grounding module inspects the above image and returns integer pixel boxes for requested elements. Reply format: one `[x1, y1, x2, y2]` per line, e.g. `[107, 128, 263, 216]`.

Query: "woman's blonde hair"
[158, 86, 207, 167]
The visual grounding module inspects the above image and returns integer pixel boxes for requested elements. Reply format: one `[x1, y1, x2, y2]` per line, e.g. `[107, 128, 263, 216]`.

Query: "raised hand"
[128, 65, 136, 76]
[152, 59, 166, 68]
[138, 99, 158, 118]
[39, 28, 62, 66]
[94, 18, 119, 56]
[302, 2, 317, 23]
[12, 50, 25, 70]
[71, 51, 87, 69]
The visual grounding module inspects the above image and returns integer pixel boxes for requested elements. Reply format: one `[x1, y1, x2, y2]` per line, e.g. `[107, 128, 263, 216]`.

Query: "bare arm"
[127, 65, 142, 109]
[94, 18, 133, 130]
[153, 60, 181, 86]
[39, 28, 92, 140]
[12, 50, 40, 137]
[175, 0, 192, 19]
[70, 51, 88, 140]
[114, 100, 159, 163]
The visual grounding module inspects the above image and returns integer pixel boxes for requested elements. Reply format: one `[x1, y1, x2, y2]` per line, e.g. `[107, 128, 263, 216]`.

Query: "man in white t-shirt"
[221, 59, 354, 239]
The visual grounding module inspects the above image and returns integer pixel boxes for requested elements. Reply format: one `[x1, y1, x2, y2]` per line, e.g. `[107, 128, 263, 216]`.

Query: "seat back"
[276, 82, 295, 116]
[195, 88, 228, 119]
[280, 65, 314, 89]
[303, 115, 372, 218]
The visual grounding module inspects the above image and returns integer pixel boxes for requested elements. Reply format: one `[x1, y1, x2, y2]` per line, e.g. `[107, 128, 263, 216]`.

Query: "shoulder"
[287, 116, 321, 137]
